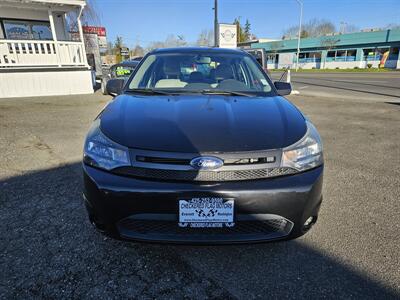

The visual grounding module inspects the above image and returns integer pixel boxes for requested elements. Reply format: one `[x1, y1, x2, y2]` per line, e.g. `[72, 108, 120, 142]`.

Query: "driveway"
[1, 90, 399, 298]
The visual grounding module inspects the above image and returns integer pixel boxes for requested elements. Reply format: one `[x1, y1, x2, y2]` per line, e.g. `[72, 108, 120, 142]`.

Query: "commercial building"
[0, 0, 93, 98]
[248, 29, 400, 70]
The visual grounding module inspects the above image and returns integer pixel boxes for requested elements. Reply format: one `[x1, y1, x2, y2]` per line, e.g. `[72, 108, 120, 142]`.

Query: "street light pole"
[214, 0, 218, 47]
[295, 0, 303, 71]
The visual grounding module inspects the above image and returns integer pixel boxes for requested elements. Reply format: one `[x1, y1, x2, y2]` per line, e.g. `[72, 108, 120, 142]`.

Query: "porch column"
[356, 48, 363, 68]
[321, 50, 327, 69]
[77, 5, 89, 67]
[48, 9, 62, 67]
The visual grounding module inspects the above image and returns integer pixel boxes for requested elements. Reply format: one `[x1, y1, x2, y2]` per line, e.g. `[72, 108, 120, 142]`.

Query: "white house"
[0, 0, 93, 98]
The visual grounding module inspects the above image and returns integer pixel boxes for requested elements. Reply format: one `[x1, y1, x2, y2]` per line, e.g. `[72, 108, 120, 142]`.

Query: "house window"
[298, 52, 321, 63]
[335, 50, 346, 62]
[346, 50, 356, 61]
[2, 20, 52, 40]
[363, 48, 376, 61]
[326, 51, 336, 62]
[389, 47, 399, 61]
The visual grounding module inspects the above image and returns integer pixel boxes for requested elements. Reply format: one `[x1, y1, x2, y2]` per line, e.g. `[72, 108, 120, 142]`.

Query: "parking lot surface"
[1, 78, 400, 298]
[271, 71, 400, 102]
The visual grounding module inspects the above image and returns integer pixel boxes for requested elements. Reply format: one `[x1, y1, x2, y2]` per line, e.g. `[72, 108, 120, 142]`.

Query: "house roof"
[0, 0, 86, 8]
[252, 29, 400, 52]
[30, 0, 86, 6]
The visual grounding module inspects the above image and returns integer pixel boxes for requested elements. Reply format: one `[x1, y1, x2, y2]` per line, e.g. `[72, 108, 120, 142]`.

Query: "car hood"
[100, 94, 307, 153]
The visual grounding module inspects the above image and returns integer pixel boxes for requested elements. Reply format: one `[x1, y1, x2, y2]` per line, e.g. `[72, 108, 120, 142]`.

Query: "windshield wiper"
[126, 88, 175, 95]
[200, 89, 255, 97]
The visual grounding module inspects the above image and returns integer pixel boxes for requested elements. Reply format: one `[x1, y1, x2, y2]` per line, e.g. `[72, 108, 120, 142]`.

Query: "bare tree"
[164, 34, 187, 47]
[282, 25, 299, 39]
[313, 19, 336, 35]
[196, 29, 214, 47]
[66, 0, 101, 34]
[145, 34, 187, 52]
[145, 41, 166, 53]
[283, 19, 336, 39]
[341, 23, 359, 34]
[81, 0, 101, 26]
[385, 23, 400, 30]
[320, 37, 340, 68]
[131, 45, 144, 57]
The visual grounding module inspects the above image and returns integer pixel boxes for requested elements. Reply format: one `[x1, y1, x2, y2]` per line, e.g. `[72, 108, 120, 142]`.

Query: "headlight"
[83, 119, 130, 170]
[281, 121, 323, 172]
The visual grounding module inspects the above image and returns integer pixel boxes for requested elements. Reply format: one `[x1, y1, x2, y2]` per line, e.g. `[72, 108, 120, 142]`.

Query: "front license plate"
[178, 197, 235, 228]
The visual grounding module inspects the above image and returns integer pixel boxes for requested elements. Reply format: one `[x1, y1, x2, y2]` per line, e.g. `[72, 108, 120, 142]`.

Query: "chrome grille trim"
[129, 148, 283, 171]
[119, 148, 296, 181]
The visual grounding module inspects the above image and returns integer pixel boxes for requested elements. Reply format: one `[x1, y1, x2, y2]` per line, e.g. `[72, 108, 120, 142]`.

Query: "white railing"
[0, 40, 87, 68]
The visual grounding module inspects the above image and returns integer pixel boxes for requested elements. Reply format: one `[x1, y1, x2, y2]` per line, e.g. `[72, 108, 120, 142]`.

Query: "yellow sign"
[116, 66, 131, 77]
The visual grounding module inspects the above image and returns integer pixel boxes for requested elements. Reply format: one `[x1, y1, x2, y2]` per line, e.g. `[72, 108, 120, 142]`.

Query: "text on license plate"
[178, 197, 234, 228]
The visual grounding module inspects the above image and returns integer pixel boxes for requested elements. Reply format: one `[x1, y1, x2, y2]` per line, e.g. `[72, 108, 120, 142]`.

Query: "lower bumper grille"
[113, 167, 297, 182]
[117, 214, 294, 243]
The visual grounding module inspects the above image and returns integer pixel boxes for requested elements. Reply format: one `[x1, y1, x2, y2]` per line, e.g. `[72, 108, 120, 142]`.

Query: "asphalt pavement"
[271, 71, 400, 102]
[0, 79, 400, 299]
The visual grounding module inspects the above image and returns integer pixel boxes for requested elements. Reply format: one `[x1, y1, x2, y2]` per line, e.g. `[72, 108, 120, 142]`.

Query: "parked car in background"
[84, 47, 323, 244]
[244, 48, 269, 73]
[130, 57, 143, 62]
[101, 60, 140, 95]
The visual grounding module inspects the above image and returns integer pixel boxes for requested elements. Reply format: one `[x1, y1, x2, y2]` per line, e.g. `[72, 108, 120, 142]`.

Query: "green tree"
[244, 19, 251, 41]
[114, 36, 123, 49]
[233, 17, 248, 43]
[114, 36, 124, 63]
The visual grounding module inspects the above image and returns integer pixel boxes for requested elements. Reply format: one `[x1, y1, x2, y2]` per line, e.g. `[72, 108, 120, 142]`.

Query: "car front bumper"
[83, 164, 323, 244]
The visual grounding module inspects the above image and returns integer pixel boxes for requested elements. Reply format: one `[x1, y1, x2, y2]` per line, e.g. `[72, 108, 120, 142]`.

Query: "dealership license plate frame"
[178, 197, 235, 228]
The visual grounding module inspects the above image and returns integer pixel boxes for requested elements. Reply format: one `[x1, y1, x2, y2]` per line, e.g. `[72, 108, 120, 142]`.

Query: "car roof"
[111, 61, 139, 68]
[150, 47, 245, 55]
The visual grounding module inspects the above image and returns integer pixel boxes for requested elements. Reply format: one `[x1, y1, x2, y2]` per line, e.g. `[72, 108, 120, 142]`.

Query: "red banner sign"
[82, 26, 106, 37]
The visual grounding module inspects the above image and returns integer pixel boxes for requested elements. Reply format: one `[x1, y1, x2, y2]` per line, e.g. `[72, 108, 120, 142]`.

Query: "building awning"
[0, 0, 86, 10]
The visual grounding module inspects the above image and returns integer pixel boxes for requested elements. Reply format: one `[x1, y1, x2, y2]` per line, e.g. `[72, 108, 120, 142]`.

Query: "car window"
[111, 65, 137, 78]
[128, 52, 274, 95]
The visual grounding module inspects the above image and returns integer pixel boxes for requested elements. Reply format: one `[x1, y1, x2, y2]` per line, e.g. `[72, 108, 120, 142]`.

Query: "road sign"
[120, 47, 129, 56]
[218, 24, 237, 49]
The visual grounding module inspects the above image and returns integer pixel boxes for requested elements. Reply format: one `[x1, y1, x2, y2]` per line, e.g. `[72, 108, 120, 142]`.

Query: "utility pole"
[295, 0, 303, 71]
[214, 0, 218, 47]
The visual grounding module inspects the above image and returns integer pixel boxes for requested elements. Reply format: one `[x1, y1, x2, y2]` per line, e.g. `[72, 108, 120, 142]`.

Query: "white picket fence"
[0, 40, 87, 67]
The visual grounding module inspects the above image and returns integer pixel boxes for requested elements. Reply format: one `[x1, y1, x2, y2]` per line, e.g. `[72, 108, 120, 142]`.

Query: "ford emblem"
[190, 156, 224, 170]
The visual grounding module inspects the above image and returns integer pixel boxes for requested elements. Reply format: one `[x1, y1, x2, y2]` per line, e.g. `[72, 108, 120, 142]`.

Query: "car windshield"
[127, 51, 274, 96]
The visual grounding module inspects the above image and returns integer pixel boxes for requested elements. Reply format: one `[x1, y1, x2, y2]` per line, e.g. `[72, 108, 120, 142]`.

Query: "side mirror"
[106, 78, 125, 96]
[274, 81, 292, 96]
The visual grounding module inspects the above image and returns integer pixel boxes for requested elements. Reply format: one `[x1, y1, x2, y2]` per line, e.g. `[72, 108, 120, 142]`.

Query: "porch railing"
[0, 40, 87, 68]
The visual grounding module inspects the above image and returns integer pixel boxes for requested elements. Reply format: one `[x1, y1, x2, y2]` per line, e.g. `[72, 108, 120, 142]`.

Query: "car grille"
[113, 166, 297, 182]
[136, 155, 274, 166]
[117, 215, 293, 242]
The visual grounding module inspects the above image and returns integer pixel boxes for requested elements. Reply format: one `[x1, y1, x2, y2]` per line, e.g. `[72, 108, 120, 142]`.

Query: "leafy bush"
[354, 66, 359, 69]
